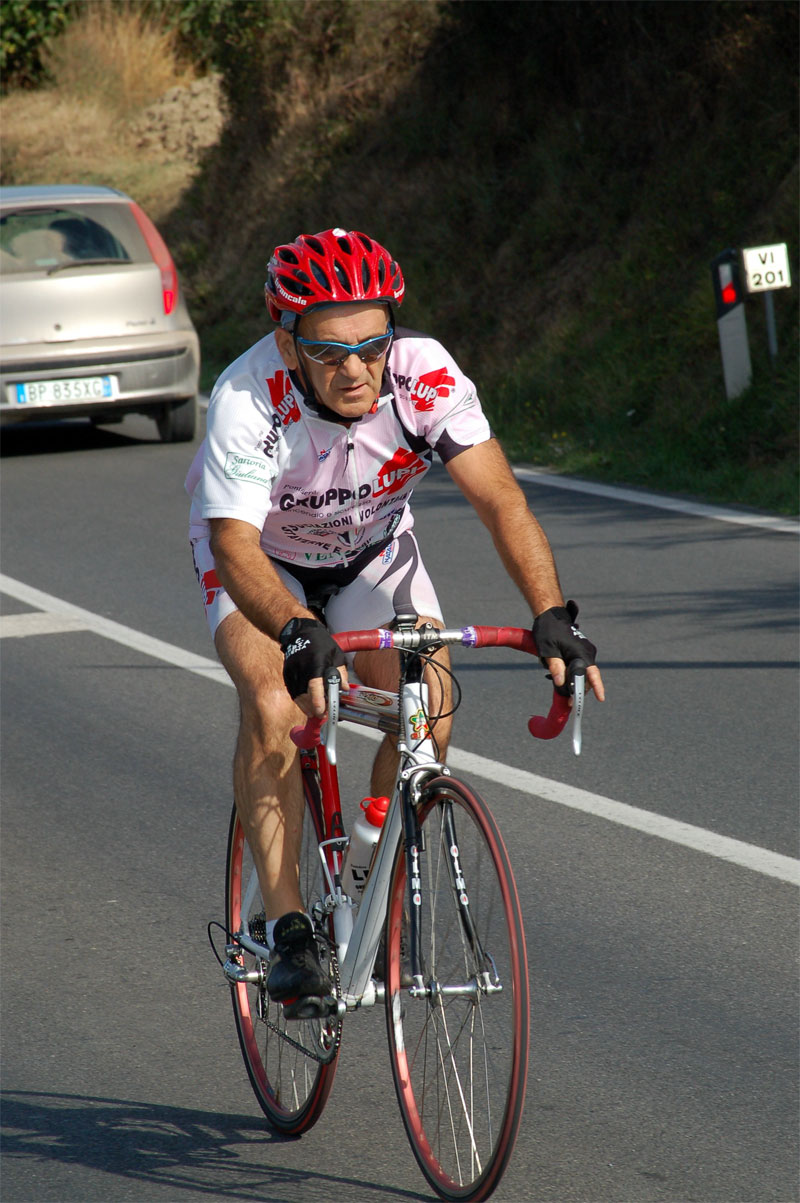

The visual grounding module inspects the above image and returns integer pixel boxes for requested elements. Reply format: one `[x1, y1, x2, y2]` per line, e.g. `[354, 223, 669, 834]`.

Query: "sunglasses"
[295, 325, 394, 367]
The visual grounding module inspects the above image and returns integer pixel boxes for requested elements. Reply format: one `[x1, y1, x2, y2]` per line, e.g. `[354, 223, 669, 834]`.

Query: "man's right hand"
[279, 617, 347, 716]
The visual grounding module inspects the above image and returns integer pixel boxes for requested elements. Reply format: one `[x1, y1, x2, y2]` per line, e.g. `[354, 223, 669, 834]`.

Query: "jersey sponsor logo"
[280, 485, 361, 512]
[260, 411, 284, 459]
[318, 447, 332, 462]
[373, 447, 428, 496]
[380, 542, 395, 565]
[266, 369, 300, 425]
[278, 449, 427, 514]
[224, 452, 273, 488]
[393, 366, 455, 411]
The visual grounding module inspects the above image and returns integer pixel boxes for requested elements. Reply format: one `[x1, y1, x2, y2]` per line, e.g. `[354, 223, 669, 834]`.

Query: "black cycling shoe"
[266, 911, 332, 1004]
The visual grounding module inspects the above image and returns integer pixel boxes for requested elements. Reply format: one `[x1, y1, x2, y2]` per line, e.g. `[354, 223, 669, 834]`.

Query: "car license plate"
[9, 376, 119, 406]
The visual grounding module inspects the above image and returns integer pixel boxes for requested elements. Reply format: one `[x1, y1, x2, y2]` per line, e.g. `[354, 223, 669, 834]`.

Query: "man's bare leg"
[215, 610, 307, 920]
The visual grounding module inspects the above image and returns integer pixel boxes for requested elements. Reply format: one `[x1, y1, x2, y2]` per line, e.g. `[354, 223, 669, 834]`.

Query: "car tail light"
[129, 201, 178, 315]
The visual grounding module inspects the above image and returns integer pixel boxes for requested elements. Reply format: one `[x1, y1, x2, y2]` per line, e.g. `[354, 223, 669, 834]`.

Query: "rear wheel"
[225, 782, 341, 1134]
[156, 396, 197, 442]
[385, 777, 529, 1201]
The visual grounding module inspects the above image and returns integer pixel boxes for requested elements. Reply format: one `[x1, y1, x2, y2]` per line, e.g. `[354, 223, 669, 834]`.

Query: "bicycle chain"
[261, 933, 343, 1066]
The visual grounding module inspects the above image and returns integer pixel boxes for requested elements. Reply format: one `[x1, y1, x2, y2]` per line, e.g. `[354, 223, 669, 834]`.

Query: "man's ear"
[274, 326, 298, 370]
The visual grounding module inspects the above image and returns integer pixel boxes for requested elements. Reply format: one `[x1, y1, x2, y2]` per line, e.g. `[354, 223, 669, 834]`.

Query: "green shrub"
[0, 0, 73, 88]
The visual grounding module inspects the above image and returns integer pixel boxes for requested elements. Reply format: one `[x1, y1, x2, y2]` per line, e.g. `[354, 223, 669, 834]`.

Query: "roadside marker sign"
[741, 243, 791, 293]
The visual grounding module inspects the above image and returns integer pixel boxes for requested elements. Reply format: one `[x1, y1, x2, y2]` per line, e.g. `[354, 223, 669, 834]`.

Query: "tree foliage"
[0, 0, 73, 88]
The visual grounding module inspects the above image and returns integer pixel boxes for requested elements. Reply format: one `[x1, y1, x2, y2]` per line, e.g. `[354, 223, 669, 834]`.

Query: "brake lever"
[323, 668, 341, 765]
[570, 660, 586, 756]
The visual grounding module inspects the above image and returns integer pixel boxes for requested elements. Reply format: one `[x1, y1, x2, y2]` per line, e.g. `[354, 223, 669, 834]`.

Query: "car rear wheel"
[156, 396, 197, 443]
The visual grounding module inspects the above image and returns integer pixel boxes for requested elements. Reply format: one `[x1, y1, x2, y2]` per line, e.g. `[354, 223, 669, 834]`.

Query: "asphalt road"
[2, 413, 798, 1203]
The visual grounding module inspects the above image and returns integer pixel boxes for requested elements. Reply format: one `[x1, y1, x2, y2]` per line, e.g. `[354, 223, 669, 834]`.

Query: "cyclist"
[186, 228, 605, 1009]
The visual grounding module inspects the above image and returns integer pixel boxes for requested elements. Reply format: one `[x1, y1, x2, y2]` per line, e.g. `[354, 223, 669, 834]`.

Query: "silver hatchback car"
[0, 184, 200, 441]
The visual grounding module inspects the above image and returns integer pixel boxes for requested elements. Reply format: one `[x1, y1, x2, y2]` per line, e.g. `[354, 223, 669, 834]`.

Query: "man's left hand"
[532, 601, 605, 701]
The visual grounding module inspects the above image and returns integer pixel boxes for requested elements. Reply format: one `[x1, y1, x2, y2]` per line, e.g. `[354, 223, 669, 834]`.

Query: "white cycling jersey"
[186, 327, 492, 573]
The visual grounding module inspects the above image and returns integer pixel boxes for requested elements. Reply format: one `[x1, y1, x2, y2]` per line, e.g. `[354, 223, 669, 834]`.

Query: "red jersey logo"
[411, 366, 455, 411]
[373, 447, 428, 497]
[266, 369, 300, 425]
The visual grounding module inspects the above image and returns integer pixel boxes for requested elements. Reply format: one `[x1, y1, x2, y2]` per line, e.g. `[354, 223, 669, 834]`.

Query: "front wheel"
[225, 780, 341, 1135]
[385, 777, 530, 1201]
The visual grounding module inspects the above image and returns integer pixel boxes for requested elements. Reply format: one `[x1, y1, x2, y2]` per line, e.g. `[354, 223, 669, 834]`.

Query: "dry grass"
[0, 3, 201, 219]
[41, 2, 194, 117]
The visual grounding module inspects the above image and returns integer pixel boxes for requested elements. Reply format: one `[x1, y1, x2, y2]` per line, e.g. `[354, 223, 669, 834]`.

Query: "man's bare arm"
[445, 439, 564, 616]
[209, 517, 315, 639]
[446, 439, 605, 700]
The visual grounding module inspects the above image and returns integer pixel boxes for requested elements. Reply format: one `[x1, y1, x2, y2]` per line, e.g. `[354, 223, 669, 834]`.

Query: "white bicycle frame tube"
[335, 675, 441, 1007]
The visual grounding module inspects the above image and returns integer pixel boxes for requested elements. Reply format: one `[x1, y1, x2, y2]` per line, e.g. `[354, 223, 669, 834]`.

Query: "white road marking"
[513, 467, 800, 534]
[2, 571, 798, 887]
[1, 612, 90, 638]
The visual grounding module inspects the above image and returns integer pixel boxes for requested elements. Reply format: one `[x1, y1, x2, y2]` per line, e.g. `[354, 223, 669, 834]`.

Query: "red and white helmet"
[265, 227, 404, 322]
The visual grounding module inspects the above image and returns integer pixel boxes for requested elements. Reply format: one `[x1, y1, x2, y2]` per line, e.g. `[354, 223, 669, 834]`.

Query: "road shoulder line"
[512, 466, 799, 534]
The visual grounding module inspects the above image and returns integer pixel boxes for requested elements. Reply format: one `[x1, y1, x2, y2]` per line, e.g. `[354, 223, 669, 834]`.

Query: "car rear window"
[0, 203, 151, 273]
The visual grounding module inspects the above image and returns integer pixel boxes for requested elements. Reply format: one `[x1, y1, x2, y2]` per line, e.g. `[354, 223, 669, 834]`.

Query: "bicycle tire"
[384, 776, 530, 1201]
[225, 777, 341, 1135]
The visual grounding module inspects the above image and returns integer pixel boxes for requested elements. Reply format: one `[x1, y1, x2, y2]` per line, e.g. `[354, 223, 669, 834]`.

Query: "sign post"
[710, 249, 751, 399]
[741, 242, 792, 365]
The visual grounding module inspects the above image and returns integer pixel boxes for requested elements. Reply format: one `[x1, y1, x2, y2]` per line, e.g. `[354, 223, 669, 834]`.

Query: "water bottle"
[340, 796, 389, 900]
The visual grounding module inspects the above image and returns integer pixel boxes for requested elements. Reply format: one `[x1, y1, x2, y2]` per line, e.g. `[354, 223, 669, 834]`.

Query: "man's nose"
[338, 352, 364, 376]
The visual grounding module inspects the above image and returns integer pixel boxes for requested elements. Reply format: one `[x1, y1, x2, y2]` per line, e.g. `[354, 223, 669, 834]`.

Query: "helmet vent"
[361, 259, 371, 291]
[334, 260, 353, 293]
[309, 260, 331, 289]
[284, 276, 313, 298]
[304, 236, 325, 255]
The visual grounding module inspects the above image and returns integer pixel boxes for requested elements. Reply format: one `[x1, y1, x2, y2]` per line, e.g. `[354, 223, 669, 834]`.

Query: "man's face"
[275, 301, 391, 420]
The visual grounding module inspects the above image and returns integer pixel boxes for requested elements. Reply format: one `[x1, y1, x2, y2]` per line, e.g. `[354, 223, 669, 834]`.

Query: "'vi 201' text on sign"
[742, 243, 792, 293]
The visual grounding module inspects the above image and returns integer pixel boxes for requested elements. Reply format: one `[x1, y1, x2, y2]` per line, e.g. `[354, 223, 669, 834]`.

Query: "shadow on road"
[0, 418, 159, 457]
[1, 1089, 420, 1202]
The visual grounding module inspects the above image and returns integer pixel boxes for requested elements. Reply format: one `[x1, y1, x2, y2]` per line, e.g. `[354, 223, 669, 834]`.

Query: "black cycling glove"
[532, 600, 597, 696]
[279, 617, 346, 700]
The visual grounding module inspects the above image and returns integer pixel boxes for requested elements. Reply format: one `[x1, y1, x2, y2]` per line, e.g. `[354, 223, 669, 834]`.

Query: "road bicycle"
[214, 614, 583, 1202]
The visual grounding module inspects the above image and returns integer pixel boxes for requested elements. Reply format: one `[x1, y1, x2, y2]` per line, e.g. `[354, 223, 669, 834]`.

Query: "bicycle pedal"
[282, 993, 339, 1021]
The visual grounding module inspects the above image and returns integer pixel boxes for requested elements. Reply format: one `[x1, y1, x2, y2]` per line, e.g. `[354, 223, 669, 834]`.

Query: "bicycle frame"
[307, 658, 441, 1011]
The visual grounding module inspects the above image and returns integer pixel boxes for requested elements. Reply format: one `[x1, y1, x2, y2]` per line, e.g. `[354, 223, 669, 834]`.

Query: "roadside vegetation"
[1, 0, 797, 513]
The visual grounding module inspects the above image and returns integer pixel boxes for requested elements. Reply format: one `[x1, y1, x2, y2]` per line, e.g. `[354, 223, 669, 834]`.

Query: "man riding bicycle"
[186, 228, 604, 1009]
